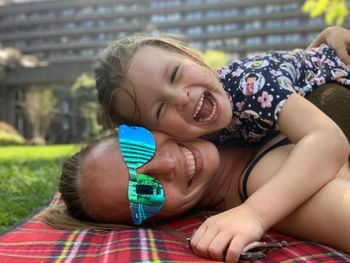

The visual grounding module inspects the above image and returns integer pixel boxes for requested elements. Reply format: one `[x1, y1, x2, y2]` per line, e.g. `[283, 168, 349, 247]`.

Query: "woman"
[43, 115, 350, 263]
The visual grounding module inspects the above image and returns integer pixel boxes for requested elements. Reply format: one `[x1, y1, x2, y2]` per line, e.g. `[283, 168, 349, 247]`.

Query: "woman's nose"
[136, 153, 175, 182]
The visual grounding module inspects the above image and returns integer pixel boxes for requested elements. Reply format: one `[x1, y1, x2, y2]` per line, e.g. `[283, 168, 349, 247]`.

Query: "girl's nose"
[174, 88, 190, 111]
[136, 153, 175, 182]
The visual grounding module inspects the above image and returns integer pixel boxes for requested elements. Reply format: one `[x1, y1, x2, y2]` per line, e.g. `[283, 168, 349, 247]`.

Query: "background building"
[0, 0, 348, 143]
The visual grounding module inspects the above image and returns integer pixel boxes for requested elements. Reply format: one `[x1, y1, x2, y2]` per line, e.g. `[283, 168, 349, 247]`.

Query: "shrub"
[0, 131, 26, 146]
[0, 122, 25, 146]
[27, 137, 46, 145]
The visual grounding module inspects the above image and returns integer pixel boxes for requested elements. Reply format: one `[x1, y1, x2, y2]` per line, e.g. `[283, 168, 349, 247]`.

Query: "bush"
[0, 122, 25, 146]
[27, 137, 46, 145]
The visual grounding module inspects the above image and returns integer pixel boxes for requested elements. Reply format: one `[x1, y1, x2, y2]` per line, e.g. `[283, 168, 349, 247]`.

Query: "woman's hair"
[42, 133, 131, 230]
[94, 35, 214, 129]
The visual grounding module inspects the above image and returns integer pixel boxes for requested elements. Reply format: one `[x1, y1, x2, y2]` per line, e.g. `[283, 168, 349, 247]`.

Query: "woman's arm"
[307, 26, 350, 65]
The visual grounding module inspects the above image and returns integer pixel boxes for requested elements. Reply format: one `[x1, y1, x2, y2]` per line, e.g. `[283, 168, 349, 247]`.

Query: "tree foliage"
[302, 0, 349, 25]
[71, 73, 102, 140]
[25, 88, 57, 141]
[196, 49, 228, 70]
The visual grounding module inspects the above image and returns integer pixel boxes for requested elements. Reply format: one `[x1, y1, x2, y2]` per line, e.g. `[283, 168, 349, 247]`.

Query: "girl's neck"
[200, 145, 256, 210]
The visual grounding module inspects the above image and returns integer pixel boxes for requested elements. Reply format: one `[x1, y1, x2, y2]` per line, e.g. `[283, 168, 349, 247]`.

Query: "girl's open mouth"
[193, 91, 217, 122]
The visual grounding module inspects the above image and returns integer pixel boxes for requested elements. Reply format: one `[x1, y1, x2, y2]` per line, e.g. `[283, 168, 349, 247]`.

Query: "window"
[265, 5, 281, 14]
[223, 8, 239, 17]
[186, 11, 202, 20]
[64, 22, 76, 29]
[83, 20, 94, 28]
[62, 8, 75, 16]
[167, 13, 181, 22]
[245, 6, 261, 15]
[266, 20, 282, 29]
[307, 32, 319, 42]
[62, 100, 70, 113]
[283, 3, 299, 11]
[224, 23, 239, 32]
[245, 20, 261, 30]
[284, 18, 300, 27]
[266, 35, 283, 45]
[62, 118, 70, 131]
[284, 34, 301, 43]
[151, 15, 166, 23]
[80, 6, 94, 14]
[206, 10, 221, 18]
[81, 49, 95, 58]
[187, 0, 201, 5]
[187, 26, 203, 35]
[207, 39, 223, 49]
[189, 41, 203, 50]
[168, 28, 183, 34]
[225, 37, 239, 46]
[207, 25, 222, 33]
[245, 37, 262, 46]
[308, 17, 324, 25]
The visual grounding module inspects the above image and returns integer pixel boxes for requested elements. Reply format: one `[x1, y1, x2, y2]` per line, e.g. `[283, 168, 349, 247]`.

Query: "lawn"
[0, 144, 80, 233]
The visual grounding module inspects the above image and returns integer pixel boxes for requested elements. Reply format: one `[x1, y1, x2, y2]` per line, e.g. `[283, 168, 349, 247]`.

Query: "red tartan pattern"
[0, 192, 349, 263]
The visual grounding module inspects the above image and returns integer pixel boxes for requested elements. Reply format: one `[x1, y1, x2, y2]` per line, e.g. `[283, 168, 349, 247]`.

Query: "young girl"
[93, 27, 350, 261]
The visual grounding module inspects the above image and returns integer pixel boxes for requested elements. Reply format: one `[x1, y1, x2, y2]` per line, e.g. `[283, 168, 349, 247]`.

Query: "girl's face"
[114, 46, 232, 139]
[81, 131, 220, 224]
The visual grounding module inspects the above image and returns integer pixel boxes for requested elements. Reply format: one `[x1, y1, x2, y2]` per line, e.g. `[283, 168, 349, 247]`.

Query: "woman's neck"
[200, 145, 256, 210]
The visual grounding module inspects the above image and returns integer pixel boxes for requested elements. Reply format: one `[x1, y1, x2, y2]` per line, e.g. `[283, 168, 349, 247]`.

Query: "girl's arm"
[191, 94, 349, 262]
[245, 93, 349, 230]
[307, 26, 350, 65]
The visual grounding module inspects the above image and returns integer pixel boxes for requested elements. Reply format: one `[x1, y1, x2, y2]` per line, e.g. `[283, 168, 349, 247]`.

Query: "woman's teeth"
[183, 146, 196, 183]
[193, 92, 217, 122]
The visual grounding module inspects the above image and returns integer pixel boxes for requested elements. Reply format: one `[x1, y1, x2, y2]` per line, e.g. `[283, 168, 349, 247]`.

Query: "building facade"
[0, 0, 347, 143]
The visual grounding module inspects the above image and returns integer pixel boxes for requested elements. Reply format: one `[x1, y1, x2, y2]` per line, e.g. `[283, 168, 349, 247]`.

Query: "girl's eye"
[156, 103, 164, 120]
[170, 65, 179, 84]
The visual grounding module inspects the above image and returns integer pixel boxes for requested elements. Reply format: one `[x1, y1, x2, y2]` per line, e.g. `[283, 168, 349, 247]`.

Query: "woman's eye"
[156, 103, 164, 120]
[170, 65, 179, 84]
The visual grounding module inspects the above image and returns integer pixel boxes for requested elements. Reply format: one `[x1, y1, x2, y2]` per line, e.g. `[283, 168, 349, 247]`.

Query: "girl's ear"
[179, 45, 204, 62]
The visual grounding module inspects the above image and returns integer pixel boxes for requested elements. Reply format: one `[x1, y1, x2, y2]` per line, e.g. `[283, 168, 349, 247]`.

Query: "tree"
[71, 73, 102, 140]
[25, 88, 57, 141]
[302, 0, 349, 25]
[195, 49, 228, 70]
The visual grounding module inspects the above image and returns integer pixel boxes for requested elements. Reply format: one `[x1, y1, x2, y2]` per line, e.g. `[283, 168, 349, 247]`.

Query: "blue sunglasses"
[118, 124, 165, 225]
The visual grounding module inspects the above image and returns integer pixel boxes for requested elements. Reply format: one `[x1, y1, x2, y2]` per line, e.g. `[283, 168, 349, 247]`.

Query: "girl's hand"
[308, 26, 350, 66]
[190, 204, 265, 262]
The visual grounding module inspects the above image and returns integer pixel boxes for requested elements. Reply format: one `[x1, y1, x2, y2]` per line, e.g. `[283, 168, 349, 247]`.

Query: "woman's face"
[81, 131, 220, 224]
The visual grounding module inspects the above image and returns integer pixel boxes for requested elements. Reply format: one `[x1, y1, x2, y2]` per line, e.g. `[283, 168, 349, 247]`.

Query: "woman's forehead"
[81, 138, 132, 222]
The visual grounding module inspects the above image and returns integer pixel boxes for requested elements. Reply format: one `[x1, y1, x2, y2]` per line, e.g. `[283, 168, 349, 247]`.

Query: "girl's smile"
[114, 46, 232, 139]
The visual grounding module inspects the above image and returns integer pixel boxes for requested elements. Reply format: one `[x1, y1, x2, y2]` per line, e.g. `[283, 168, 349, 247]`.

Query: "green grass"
[0, 144, 80, 233]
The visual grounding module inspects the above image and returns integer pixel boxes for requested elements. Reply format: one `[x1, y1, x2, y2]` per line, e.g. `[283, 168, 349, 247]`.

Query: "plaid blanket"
[0, 192, 349, 263]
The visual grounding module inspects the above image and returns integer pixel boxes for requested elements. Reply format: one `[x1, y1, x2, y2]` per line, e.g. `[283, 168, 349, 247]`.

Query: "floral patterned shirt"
[216, 44, 350, 146]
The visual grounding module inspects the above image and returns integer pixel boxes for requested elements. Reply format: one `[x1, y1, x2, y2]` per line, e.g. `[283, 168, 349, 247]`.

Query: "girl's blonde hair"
[94, 35, 214, 129]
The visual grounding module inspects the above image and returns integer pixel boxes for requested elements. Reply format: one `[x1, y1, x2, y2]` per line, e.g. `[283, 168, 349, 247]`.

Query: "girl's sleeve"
[235, 56, 297, 132]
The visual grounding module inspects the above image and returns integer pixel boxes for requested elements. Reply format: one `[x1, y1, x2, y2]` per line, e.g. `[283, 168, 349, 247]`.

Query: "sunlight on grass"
[0, 144, 80, 233]
[0, 144, 80, 160]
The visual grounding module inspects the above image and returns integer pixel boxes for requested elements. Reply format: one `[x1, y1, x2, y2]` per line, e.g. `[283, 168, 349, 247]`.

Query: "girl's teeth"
[183, 147, 196, 182]
[193, 93, 217, 122]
